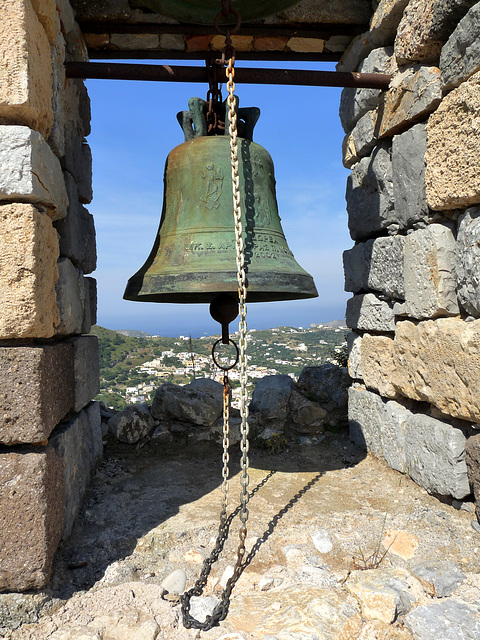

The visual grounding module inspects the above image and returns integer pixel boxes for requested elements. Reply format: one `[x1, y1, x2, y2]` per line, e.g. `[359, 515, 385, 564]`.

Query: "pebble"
[189, 595, 221, 624]
[161, 568, 187, 595]
[311, 529, 333, 553]
[184, 549, 205, 564]
[258, 576, 275, 591]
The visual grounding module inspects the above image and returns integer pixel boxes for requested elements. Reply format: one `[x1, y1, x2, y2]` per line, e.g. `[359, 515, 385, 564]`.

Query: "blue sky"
[86, 60, 351, 337]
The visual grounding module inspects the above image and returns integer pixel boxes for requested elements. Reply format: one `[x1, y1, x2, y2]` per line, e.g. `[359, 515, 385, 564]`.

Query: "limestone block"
[0, 447, 64, 592]
[369, 0, 411, 47]
[159, 33, 186, 51]
[347, 331, 363, 380]
[287, 37, 324, 53]
[297, 363, 350, 411]
[405, 414, 470, 499]
[395, 0, 477, 65]
[392, 318, 480, 423]
[31, 0, 57, 44]
[367, 235, 405, 299]
[55, 172, 97, 274]
[441, 2, 480, 92]
[0, 126, 68, 220]
[342, 110, 379, 166]
[110, 33, 159, 49]
[288, 389, 327, 435]
[348, 385, 385, 457]
[152, 381, 222, 427]
[249, 375, 294, 426]
[395, 224, 458, 320]
[70, 336, 100, 413]
[49, 29, 67, 158]
[426, 70, 480, 210]
[346, 143, 395, 241]
[51, 402, 103, 539]
[64, 135, 93, 204]
[339, 47, 395, 133]
[383, 399, 411, 472]
[0, 0, 53, 138]
[336, 32, 377, 73]
[379, 65, 442, 138]
[0, 342, 74, 445]
[457, 207, 480, 316]
[346, 293, 396, 332]
[253, 36, 288, 52]
[84, 276, 98, 330]
[343, 242, 368, 293]
[465, 434, 480, 522]
[361, 333, 398, 398]
[392, 123, 429, 229]
[56, 0, 77, 35]
[405, 600, 480, 640]
[346, 568, 421, 623]
[0, 203, 60, 339]
[55, 258, 87, 336]
[108, 404, 155, 444]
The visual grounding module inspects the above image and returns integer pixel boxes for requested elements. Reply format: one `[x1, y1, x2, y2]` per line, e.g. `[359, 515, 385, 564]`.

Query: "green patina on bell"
[124, 97, 318, 304]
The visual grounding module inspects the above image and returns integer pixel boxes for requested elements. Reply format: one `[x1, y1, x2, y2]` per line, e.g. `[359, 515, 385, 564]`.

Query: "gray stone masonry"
[466, 434, 480, 522]
[395, 223, 459, 320]
[456, 207, 480, 316]
[0, 343, 75, 445]
[249, 374, 294, 430]
[346, 142, 395, 241]
[343, 109, 379, 166]
[55, 172, 96, 274]
[347, 331, 363, 380]
[392, 123, 429, 230]
[346, 293, 396, 332]
[50, 402, 102, 540]
[82, 276, 97, 334]
[70, 335, 100, 413]
[63, 135, 92, 205]
[0, 446, 65, 592]
[343, 242, 368, 293]
[440, 1, 480, 91]
[339, 47, 394, 132]
[55, 257, 87, 335]
[0, 125, 68, 220]
[349, 386, 470, 499]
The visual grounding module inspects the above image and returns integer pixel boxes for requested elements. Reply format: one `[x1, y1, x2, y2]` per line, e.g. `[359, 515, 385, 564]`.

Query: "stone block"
[441, 2, 480, 92]
[49, 29, 67, 158]
[159, 34, 186, 51]
[249, 375, 294, 426]
[465, 434, 480, 522]
[110, 33, 159, 50]
[405, 600, 480, 640]
[287, 37, 324, 53]
[151, 381, 222, 427]
[382, 399, 411, 472]
[0, 447, 64, 591]
[348, 385, 385, 457]
[426, 70, 480, 210]
[392, 123, 429, 229]
[31, 0, 58, 44]
[288, 389, 327, 435]
[0, 125, 68, 220]
[84, 276, 98, 330]
[457, 207, 480, 316]
[339, 47, 394, 132]
[56, 0, 77, 35]
[297, 363, 350, 412]
[64, 135, 93, 204]
[411, 561, 466, 597]
[254, 36, 288, 52]
[347, 331, 363, 380]
[369, 0, 411, 47]
[0, 0, 53, 138]
[70, 336, 100, 413]
[361, 333, 399, 398]
[55, 172, 97, 274]
[379, 65, 442, 138]
[346, 293, 396, 332]
[342, 110, 379, 166]
[211, 35, 252, 52]
[395, 0, 478, 66]
[51, 402, 102, 539]
[343, 242, 368, 293]
[0, 203, 60, 339]
[346, 142, 395, 241]
[336, 32, 377, 73]
[395, 224, 458, 320]
[55, 257, 87, 336]
[108, 403, 155, 444]
[186, 35, 213, 53]
[0, 342, 74, 445]
[392, 318, 480, 423]
[367, 235, 405, 299]
[405, 414, 470, 499]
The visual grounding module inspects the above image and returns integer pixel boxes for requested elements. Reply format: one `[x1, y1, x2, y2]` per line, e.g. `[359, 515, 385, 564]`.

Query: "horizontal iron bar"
[65, 62, 392, 89]
[85, 50, 343, 62]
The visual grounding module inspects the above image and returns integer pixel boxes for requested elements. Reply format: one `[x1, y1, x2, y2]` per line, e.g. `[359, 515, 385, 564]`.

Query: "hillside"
[91, 323, 348, 410]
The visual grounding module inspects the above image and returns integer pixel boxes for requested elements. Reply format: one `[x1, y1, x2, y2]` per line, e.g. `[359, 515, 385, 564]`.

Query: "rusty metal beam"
[65, 61, 392, 90]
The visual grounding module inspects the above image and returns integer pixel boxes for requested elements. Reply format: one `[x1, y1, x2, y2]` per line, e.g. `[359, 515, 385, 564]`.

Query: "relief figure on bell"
[200, 163, 224, 210]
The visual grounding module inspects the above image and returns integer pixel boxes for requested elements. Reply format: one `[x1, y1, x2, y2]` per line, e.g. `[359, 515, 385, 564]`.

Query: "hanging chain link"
[181, 55, 250, 631]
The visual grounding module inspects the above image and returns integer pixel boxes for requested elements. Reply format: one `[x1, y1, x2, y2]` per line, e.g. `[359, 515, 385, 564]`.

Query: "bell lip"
[123, 271, 318, 304]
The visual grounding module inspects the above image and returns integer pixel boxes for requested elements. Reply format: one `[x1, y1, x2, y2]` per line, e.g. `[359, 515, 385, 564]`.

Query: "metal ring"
[214, 7, 241, 36]
[212, 338, 240, 371]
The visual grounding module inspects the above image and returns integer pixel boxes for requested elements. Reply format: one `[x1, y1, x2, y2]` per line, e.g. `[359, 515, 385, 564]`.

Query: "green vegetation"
[91, 323, 348, 410]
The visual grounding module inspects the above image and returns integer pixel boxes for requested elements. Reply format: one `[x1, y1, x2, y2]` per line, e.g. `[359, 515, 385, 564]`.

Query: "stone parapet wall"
[0, 1, 101, 592]
[340, 0, 480, 516]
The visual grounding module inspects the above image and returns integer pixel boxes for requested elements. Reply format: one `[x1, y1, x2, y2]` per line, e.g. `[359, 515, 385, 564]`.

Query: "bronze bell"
[124, 97, 318, 304]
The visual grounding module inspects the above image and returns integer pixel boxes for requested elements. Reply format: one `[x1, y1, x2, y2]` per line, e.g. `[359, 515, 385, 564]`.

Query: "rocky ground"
[1, 429, 480, 640]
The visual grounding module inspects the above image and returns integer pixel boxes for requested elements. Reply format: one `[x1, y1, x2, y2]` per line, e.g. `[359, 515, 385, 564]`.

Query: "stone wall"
[340, 0, 480, 520]
[0, 1, 102, 592]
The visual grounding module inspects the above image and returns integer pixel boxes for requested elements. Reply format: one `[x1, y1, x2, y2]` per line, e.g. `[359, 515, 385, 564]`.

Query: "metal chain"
[180, 56, 250, 631]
